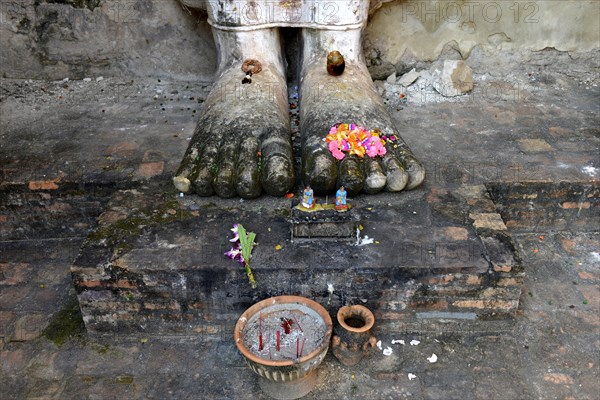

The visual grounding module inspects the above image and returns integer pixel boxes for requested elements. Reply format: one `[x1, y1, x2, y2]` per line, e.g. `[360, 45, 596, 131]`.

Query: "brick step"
[72, 184, 524, 336]
[0, 184, 115, 241]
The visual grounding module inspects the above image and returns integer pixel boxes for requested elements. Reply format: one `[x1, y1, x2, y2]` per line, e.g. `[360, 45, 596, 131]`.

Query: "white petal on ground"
[383, 347, 393, 356]
[582, 166, 598, 177]
[357, 236, 375, 246]
[427, 353, 438, 363]
[391, 339, 405, 345]
[408, 373, 417, 381]
[410, 339, 420, 346]
[376, 340, 382, 350]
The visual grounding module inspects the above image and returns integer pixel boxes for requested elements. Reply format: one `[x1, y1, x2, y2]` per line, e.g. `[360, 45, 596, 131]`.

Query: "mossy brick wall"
[71, 185, 525, 337]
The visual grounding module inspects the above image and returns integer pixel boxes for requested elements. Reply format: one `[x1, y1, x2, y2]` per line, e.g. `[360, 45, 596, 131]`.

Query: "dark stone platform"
[288, 201, 361, 240]
[71, 182, 524, 336]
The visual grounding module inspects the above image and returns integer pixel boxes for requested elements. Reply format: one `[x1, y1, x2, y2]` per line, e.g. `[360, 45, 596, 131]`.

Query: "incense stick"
[259, 313, 263, 351]
[293, 315, 303, 332]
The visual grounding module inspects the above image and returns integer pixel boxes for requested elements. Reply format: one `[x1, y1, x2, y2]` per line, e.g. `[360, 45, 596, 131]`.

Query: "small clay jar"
[327, 51, 345, 76]
[331, 305, 377, 366]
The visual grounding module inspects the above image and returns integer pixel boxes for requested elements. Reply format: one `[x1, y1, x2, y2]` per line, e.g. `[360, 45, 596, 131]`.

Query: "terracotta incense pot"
[234, 296, 333, 400]
[331, 305, 377, 366]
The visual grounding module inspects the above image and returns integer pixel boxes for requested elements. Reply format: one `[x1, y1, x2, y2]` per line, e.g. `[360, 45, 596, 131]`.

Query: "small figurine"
[335, 185, 348, 211]
[302, 185, 315, 209]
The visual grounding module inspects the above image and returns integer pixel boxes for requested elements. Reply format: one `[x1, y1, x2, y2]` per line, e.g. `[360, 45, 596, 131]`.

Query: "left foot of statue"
[299, 29, 425, 195]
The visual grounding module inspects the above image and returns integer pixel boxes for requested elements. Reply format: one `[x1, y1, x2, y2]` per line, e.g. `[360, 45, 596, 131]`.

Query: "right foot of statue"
[173, 29, 294, 198]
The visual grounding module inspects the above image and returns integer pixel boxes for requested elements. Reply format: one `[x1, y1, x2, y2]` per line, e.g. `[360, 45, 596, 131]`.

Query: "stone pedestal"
[71, 183, 525, 337]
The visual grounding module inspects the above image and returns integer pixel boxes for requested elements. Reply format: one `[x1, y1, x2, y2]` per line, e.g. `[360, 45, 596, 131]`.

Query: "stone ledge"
[71, 183, 525, 335]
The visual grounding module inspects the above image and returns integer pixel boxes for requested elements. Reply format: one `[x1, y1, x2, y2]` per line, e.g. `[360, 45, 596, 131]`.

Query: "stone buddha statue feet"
[173, 0, 424, 198]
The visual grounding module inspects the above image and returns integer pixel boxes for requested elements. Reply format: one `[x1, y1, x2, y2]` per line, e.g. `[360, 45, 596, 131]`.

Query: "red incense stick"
[299, 338, 306, 357]
[258, 313, 263, 351]
[293, 316, 303, 332]
[276, 330, 281, 352]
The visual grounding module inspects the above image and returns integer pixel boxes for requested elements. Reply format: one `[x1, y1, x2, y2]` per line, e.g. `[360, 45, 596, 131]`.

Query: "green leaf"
[238, 224, 256, 263]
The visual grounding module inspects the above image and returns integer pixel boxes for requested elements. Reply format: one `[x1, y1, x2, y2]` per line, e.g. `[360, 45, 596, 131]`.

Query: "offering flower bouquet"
[325, 123, 395, 160]
[225, 224, 257, 288]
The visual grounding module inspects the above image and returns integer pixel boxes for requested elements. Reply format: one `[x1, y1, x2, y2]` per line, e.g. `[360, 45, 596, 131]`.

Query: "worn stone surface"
[398, 68, 421, 87]
[518, 138, 555, 153]
[431, 60, 474, 97]
[2, 0, 598, 89]
[0, 0, 216, 80]
[173, 29, 294, 199]
[1, 231, 598, 399]
[289, 204, 361, 239]
[488, 182, 600, 232]
[365, 1, 600, 68]
[300, 29, 425, 195]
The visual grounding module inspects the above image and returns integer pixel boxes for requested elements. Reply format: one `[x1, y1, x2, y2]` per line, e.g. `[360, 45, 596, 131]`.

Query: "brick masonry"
[0, 182, 116, 345]
[488, 182, 600, 232]
[71, 183, 526, 336]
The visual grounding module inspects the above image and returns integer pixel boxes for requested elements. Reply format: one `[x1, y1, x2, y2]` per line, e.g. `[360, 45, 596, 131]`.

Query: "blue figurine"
[335, 186, 348, 211]
[302, 185, 315, 209]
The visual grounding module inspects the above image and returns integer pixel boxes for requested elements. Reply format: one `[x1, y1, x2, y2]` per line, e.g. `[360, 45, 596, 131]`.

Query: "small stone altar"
[288, 199, 361, 241]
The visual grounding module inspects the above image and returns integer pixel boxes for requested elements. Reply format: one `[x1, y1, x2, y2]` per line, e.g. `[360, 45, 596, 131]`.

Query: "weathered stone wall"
[0, 0, 216, 80]
[364, 0, 600, 75]
[1, 1, 597, 81]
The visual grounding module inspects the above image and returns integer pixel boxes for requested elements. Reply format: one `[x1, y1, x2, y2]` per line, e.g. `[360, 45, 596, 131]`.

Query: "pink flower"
[331, 148, 345, 160]
[328, 140, 345, 159]
[366, 146, 378, 158]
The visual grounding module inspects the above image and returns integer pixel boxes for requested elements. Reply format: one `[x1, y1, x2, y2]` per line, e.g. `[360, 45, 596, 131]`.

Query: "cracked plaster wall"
[0, 0, 598, 81]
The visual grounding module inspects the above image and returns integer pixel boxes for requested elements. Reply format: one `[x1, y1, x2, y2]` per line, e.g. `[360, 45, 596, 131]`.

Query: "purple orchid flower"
[225, 246, 244, 264]
[229, 223, 240, 242]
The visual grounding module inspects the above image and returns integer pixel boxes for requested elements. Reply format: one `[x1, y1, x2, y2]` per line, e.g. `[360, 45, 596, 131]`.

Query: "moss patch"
[87, 190, 193, 254]
[115, 375, 135, 384]
[43, 297, 85, 347]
